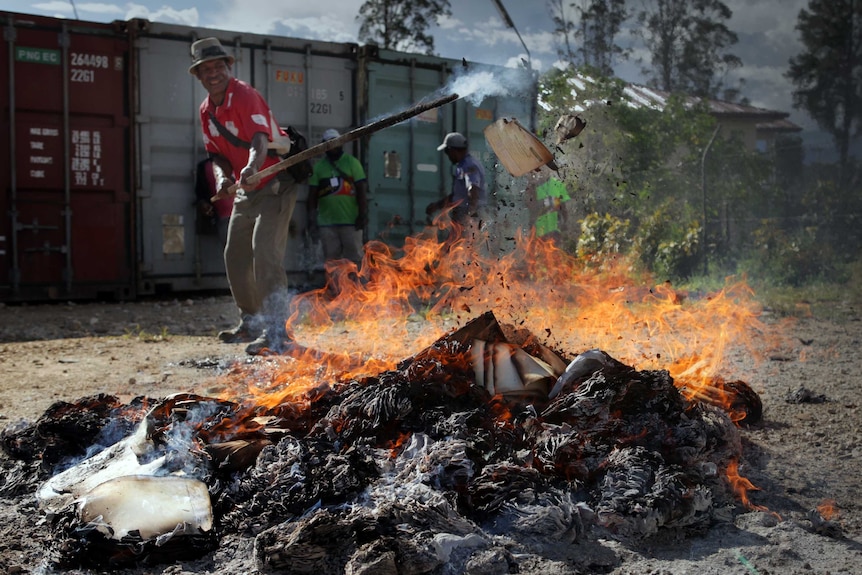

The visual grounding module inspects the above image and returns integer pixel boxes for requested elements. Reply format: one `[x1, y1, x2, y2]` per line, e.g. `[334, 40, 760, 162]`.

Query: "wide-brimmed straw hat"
[189, 37, 235, 75]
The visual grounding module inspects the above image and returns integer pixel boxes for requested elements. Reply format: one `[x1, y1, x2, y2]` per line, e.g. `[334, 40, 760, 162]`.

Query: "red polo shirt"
[199, 77, 287, 190]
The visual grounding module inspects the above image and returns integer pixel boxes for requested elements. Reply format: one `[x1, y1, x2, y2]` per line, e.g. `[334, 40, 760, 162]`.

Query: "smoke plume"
[447, 66, 535, 106]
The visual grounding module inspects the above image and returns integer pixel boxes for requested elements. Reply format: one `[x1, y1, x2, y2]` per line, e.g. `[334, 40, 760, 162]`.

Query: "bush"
[738, 221, 839, 286]
[630, 202, 702, 282]
[654, 221, 702, 281]
[576, 212, 631, 267]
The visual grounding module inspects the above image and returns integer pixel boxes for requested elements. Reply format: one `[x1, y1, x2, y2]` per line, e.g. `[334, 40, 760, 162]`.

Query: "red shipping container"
[0, 12, 132, 301]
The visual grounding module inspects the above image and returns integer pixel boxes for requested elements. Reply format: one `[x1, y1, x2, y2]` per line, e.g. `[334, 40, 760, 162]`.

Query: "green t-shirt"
[535, 178, 570, 236]
[309, 154, 367, 226]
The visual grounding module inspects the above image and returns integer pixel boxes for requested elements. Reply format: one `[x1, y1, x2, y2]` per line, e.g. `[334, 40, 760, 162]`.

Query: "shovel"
[217, 92, 460, 199]
[483, 117, 556, 177]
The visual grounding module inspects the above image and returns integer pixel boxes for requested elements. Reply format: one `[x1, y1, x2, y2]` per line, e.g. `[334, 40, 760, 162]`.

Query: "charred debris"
[1, 311, 761, 573]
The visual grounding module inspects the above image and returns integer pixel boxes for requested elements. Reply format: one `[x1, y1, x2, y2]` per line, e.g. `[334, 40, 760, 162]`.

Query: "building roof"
[543, 72, 802, 133]
[623, 84, 803, 134]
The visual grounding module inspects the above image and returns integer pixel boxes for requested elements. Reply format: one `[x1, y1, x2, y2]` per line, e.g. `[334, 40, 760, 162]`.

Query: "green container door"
[361, 47, 537, 249]
[361, 50, 452, 246]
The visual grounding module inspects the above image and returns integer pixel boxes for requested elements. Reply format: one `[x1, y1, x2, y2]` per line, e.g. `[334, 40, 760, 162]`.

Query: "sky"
[5, 0, 831, 152]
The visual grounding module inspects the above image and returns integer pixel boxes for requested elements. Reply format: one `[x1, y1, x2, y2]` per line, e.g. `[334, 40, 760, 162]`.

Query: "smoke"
[446, 66, 535, 106]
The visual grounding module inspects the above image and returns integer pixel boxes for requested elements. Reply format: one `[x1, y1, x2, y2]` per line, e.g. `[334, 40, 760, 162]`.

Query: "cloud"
[273, 16, 359, 44]
[29, 1, 70, 12]
[724, 0, 806, 38]
[202, 0, 363, 38]
[436, 14, 460, 31]
[432, 16, 555, 71]
[504, 54, 541, 71]
[124, 4, 198, 25]
[77, 2, 127, 15]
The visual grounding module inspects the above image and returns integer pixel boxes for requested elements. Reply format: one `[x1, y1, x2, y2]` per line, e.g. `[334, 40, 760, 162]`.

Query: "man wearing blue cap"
[426, 131, 486, 231]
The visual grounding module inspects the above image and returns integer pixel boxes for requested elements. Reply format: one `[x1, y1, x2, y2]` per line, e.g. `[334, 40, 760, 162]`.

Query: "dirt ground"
[0, 291, 861, 574]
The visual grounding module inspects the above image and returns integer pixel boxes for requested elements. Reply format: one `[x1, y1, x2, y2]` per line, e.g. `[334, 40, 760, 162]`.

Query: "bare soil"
[0, 293, 861, 574]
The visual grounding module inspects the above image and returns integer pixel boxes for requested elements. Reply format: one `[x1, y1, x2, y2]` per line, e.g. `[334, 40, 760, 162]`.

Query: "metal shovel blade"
[484, 117, 554, 177]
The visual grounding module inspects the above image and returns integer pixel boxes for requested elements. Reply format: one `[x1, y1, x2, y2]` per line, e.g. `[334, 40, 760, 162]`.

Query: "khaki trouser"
[224, 177, 297, 321]
[320, 225, 364, 264]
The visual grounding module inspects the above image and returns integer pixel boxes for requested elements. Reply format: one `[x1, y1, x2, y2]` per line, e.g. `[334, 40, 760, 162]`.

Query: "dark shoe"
[244, 334, 270, 355]
[245, 331, 284, 355]
[218, 316, 259, 343]
[245, 329, 298, 355]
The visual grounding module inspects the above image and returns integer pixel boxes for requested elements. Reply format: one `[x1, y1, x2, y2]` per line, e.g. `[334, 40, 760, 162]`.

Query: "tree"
[786, 0, 862, 185]
[635, 0, 741, 98]
[548, 0, 628, 74]
[537, 67, 778, 280]
[356, 0, 452, 55]
[549, 0, 578, 64]
[580, 0, 629, 76]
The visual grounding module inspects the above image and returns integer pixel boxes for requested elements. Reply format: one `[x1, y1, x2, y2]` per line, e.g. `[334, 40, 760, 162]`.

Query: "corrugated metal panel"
[1, 12, 539, 301]
[128, 22, 230, 295]
[129, 20, 357, 294]
[360, 47, 537, 248]
[251, 35, 358, 279]
[0, 12, 133, 301]
[360, 48, 452, 246]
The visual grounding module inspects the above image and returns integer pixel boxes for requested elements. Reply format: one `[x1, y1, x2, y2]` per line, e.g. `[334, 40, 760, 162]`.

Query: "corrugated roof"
[756, 118, 804, 133]
[622, 84, 789, 120]
[543, 72, 802, 131]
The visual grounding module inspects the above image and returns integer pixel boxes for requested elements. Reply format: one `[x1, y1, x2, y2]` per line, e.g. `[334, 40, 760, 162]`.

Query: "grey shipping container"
[0, 11, 539, 301]
[124, 19, 358, 295]
[358, 45, 537, 251]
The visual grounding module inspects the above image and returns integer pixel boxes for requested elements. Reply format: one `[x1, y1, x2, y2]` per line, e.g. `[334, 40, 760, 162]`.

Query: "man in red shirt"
[195, 157, 233, 246]
[190, 37, 297, 355]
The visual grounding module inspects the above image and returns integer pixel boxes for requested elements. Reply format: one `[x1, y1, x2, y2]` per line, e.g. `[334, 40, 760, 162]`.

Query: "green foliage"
[738, 221, 838, 287]
[535, 58, 854, 290]
[630, 201, 702, 281]
[654, 220, 702, 280]
[634, 0, 741, 98]
[548, 0, 578, 64]
[576, 212, 631, 265]
[549, 0, 629, 74]
[357, 0, 451, 55]
[786, 0, 862, 176]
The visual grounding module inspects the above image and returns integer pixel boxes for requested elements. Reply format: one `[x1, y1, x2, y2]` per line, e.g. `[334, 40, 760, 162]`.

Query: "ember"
[1, 228, 780, 572]
[3, 309, 764, 572]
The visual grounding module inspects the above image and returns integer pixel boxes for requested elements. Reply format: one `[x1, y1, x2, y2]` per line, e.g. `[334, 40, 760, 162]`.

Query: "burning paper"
[15, 309, 767, 570]
[484, 117, 555, 177]
[78, 475, 212, 541]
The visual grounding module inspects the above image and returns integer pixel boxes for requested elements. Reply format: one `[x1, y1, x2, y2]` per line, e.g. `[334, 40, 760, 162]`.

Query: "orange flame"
[216, 222, 788, 422]
[384, 432, 413, 458]
[725, 458, 767, 511]
[817, 499, 839, 521]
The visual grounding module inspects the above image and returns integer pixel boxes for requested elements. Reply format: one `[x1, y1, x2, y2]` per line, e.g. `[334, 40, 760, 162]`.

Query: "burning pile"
[4, 309, 759, 572]
[1, 229, 775, 572]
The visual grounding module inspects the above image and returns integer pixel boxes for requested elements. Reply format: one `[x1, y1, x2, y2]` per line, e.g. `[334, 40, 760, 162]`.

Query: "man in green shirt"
[534, 176, 571, 239]
[307, 129, 368, 265]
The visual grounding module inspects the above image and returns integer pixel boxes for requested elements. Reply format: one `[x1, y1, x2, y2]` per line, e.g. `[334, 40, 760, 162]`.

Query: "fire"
[384, 432, 413, 457]
[225, 221, 784, 410]
[725, 458, 767, 511]
[817, 499, 839, 521]
[205, 217, 788, 476]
